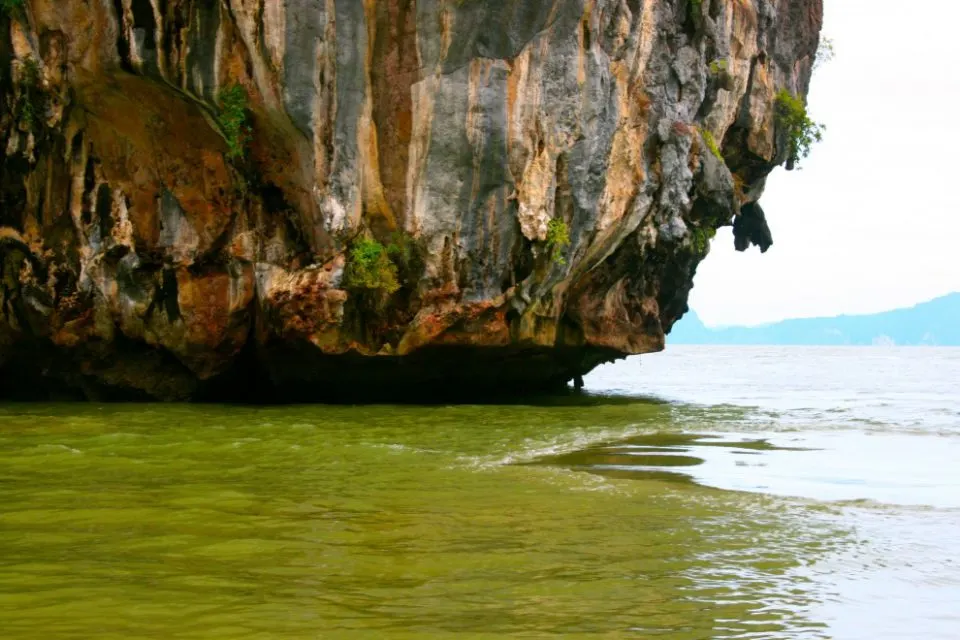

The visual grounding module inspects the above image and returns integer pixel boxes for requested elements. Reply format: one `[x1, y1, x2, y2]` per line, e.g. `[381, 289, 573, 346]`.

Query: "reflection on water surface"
[0, 346, 958, 638]
[530, 432, 815, 485]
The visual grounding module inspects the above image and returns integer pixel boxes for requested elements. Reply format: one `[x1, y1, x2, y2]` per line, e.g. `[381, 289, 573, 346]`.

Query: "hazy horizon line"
[688, 290, 958, 330]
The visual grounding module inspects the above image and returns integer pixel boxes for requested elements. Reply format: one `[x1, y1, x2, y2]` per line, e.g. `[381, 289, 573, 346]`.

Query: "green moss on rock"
[701, 129, 724, 162]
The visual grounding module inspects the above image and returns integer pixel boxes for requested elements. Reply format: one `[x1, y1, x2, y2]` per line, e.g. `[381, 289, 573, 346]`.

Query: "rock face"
[0, 0, 822, 400]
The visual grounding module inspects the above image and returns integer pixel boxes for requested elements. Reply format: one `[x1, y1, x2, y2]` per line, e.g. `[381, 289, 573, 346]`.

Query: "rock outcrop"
[0, 0, 822, 400]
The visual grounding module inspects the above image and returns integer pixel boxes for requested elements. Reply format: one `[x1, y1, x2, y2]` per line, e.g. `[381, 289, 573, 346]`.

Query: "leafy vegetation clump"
[814, 37, 835, 70]
[775, 89, 824, 168]
[16, 57, 44, 130]
[384, 232, 416, 271]
[701, 129, 723, 161]
[1, 0, 24, 16]
[709, 59, 728, 75]
[546, 219, 571, 266]
[217, 84, 251, 161]
[690, 226, 716, 255]
[343, 238, 400, 294]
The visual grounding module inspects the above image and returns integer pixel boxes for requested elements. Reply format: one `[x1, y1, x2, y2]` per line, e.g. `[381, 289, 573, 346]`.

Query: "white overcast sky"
[690, 0, 960, 327]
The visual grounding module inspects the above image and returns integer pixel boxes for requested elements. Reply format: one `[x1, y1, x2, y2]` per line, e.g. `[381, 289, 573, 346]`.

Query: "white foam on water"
[460, 424, 660, 469]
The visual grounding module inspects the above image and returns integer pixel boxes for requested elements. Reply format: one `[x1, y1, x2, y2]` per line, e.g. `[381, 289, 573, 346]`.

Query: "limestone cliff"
[0, 0, 822, 400]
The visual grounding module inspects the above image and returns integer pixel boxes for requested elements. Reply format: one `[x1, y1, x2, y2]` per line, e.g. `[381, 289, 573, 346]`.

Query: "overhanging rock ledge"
[0, 0, 822, 400]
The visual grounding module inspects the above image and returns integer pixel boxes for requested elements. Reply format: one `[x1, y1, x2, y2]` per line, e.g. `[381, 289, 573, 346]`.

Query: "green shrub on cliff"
[709, 59, 728, 75]
[217, 84, 251, 161]
[343, 238, 400, 294]
[546, 219, 571, 266]
[690, 226, 716, 255]
[814, 37, 835, 70]
[16, 58, 44, 130]
[775, 89, 824, 168]
[384, 232, 416, 271]
[1, 0, 24, 16]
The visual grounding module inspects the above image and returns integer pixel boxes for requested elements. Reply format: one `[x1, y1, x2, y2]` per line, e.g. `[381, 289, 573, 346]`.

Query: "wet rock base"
[0, 344, 623, 403]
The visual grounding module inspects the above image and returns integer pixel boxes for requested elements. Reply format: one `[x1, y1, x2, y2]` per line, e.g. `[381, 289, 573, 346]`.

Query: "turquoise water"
[1, 346, 958, 638]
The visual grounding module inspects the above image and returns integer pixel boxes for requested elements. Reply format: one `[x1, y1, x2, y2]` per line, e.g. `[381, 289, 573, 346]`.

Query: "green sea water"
[1, 347, 958, 638]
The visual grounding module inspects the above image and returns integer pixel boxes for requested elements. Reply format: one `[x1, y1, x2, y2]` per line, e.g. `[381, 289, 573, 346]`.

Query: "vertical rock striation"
[0, 0, 822, 400]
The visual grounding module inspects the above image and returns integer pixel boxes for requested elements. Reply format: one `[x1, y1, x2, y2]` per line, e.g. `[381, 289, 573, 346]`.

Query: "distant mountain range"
[669, 293, 960, 346]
